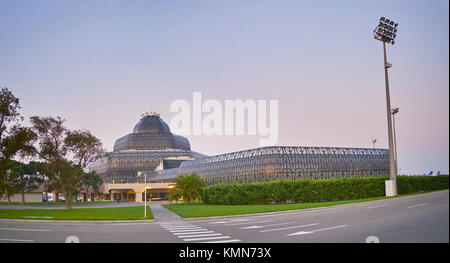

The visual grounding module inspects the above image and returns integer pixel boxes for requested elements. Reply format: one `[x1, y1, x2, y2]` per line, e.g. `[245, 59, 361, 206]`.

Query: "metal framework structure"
[113, 113, 191, 151]
[151, 146, 390, 185]
[92, 114, 390, 186]
[90, 113, 206, 184]
[101, 150, 205, 183]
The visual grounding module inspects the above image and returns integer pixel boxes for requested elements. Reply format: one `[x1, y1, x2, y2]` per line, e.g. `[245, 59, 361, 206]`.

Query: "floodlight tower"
[373, 17, 399, 196]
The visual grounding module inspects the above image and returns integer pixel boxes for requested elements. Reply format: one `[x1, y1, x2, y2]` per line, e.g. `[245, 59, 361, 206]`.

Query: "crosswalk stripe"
[183, 236, 231, 241]
[173, 231, 215, 235]
[164, 227, 203, 230]
[178, 233, 223, 238]
[202, 239, 241, 243]
[170, 229, 209, 233]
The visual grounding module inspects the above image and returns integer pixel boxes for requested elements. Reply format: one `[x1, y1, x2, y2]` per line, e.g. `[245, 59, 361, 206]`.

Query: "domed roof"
[113, 113, 191, 151]
[132, 112, 171, 134]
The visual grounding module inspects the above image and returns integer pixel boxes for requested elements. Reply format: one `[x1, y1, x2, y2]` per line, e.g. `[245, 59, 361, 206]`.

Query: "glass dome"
[113, 113, 191, 151]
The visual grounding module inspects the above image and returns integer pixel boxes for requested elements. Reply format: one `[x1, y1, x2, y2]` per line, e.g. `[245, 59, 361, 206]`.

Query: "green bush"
[202, 175, 449, 205]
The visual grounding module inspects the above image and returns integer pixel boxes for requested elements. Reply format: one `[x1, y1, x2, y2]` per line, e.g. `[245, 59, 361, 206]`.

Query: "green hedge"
[202, 175, 449, 205]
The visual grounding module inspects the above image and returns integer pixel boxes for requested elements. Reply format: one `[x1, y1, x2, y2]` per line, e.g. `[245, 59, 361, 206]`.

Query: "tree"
[0, 161, 20, 204]
[81, 171, 102, 202]
[15, 161, 44, 204]
[170, 173, 206, 205]
[30, 116, 104, 211]
[0, 87, 37, 204]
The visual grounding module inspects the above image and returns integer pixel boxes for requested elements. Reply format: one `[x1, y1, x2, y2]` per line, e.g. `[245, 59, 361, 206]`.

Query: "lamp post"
[391, 107, 399, 175]
[373, 17, 399, 196]
[372, 138, 377, 149]
[137, 171, 149, 219]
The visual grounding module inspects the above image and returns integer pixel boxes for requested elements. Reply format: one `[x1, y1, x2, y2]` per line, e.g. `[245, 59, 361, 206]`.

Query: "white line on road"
[170, 229, 209, 233]
[178, 233, 223, 238]
[286, 225, 348, 236]
[226, 220, 274, 226]
[209, 218, 257, 224]
[202, 239, 241, 243]
[0, 238, 34, 242]
[241, 222, 296, 229]
[160, 225, 193, 227]
[0, 228, 51, 232]
[367, 204, 389, 209]
[183, 236, 231, 241]
[173, 231, 215, 235]
[408, 203, 427, 208]
[164, 227, 203, 230]
[260, 223, 319, 233]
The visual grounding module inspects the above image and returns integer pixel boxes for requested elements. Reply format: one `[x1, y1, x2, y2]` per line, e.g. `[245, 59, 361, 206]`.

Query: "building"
[91, 113, 389, 202]
[0, 184, 45, 203]
[90, 112, 205, 201]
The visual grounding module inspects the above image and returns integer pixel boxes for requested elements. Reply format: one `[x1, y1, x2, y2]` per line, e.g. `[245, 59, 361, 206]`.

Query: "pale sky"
[1, 0, 448, 175]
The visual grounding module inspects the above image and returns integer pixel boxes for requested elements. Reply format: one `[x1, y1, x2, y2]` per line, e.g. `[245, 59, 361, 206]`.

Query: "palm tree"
[170, 173, 205, 205]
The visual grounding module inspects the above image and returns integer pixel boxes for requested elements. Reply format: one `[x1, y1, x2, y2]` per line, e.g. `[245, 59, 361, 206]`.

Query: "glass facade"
[90, 113, 206, 184]
[92, 113, 390, 186]
[151, 146, 390, 185]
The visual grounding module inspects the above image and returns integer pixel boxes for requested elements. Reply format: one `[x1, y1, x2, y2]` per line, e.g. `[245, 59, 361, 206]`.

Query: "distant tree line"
[0, 87, 105, 210]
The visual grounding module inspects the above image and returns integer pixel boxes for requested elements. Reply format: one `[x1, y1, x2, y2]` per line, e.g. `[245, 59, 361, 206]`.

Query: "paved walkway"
[149, 202, 182, 223]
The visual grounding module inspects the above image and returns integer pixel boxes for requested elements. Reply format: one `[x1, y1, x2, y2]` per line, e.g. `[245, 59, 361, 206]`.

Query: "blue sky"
[0, 0, 448, 174]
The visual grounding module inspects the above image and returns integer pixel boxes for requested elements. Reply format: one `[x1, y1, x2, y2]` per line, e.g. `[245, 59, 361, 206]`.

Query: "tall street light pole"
[138, 171, 149, 219]
[391, 107, 399, 175]
[373, 17, 399, 196]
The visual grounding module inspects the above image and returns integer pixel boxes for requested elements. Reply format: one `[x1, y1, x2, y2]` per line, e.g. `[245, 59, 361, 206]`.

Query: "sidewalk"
[149, 202, 182, 224]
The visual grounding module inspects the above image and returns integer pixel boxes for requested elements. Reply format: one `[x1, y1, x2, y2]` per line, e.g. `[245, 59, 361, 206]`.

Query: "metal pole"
[144, 173, 147, 219]
[392, 113, 398, 175]
[382, 41, 397, 193]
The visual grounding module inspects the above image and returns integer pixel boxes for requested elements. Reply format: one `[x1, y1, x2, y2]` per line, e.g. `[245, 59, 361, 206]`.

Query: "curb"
[181, 190, 449, 221]
[0, 219, 156, 224]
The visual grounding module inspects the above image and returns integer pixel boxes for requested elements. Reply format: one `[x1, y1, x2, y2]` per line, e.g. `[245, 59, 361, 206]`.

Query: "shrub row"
[202, 175, 449, 205]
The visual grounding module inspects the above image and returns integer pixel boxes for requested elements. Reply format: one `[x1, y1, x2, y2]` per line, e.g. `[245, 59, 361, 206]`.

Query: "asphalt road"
[0, 190, 448, 243]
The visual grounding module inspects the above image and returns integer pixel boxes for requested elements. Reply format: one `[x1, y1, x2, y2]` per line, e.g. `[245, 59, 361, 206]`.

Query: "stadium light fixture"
[373, 17, 399, 196]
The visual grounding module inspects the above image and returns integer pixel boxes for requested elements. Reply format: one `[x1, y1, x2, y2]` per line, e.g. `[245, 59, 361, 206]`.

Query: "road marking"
[226, 220, 274, 226]
[0, 228, 51, 232]
[178, 233, 223, 238]
[367, 204, 389, 209]
[173, 231, 215, 235]
[241, 222, 296, 229]
[408, 203, 427, 208]
[160, 224, 192, 227]
[202, 239, 241, 243]
[170, 229, 209, 233]
[183, 236, 232, 241]
[164, 226, 203, 230]
[0, 238, 34, 242]
[286, 225, 348, 236]
[160, 222, 241, 243]
[260, 223, 319, 233]
[209, 218, 256, 224]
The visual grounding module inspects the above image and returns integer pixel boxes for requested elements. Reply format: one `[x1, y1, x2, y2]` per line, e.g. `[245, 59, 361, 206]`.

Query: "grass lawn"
[0, 201, 115, 206]
[162, 191, 440, 218]
[0, 206, 153, 220]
